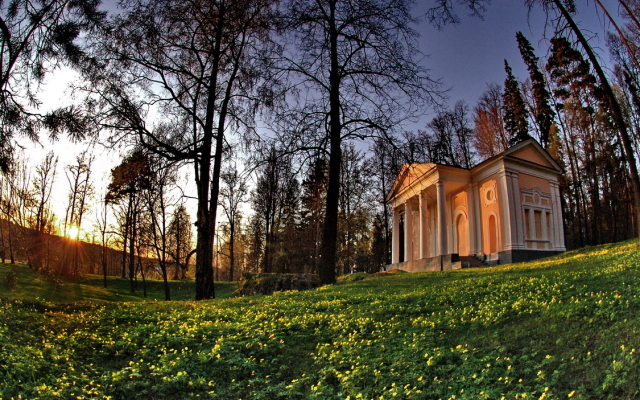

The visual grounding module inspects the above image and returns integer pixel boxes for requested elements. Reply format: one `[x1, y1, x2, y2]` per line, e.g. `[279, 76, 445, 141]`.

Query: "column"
[510, 173, 525, 248]
[472, 182, 483, 254]
[467, 183, 478, 254]
[498, 171, 513, 251]
[551, 182, 566, 251]
[436, 181, 448, 256]
[404, 201, 413, 262]
[430, 205, 436, 257]
[541, 211, 548, 249]
[392, 208, 400, 264]
[419, 191, 428, 259]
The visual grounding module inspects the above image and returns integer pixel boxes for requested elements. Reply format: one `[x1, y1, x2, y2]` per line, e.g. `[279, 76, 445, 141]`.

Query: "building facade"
[386, 139, 565, 272]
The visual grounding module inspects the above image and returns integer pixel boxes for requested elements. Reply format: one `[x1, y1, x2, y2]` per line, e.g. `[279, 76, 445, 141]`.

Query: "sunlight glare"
[67, 225, 80, 240]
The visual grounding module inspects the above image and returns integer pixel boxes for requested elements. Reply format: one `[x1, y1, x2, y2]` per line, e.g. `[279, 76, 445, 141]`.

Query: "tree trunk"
[162, 261, 170, 300]
[0, 219, 5, 263]
[193, 7, 235, 301]
[553, 0, 640, 241]
[318, 0, 340, 285]
[194, 203, 215, 299]
[121, 202, 130, 278]
[102, 228, 108, 288]
[138, 252, 147, 298]
[172, 218, 181, 280]
[229, 220, 235, 281]
[129, 208, 137, 293]
[8, 221, 14, 264]
[103, 252, 108, 288]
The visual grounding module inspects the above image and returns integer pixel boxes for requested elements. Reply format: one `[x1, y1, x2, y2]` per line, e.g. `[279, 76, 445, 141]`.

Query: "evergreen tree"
[546, 37, 600, 103]
[502, 60, 531, 146]
[167, 204, 193, 280]
[299, 158, 328, 274]
[516, 32, 555, 148]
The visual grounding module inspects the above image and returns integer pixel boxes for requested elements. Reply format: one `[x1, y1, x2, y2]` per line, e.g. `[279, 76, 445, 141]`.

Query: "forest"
[1, 0, 640, 301]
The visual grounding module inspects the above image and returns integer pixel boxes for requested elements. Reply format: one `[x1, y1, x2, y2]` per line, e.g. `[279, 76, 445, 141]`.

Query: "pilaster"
[419, 191, 428, 259]
[510, 172, 525, 248]
[498, 170, 514, 251]
[391, 208, 400, 263]
[550, 181, 566, 251]
[436, 181, 448, 256]
[404, 201, 413, 262]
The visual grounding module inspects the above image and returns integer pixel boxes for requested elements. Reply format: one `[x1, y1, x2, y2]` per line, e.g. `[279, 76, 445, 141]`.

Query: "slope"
[1, 240, 639, 399]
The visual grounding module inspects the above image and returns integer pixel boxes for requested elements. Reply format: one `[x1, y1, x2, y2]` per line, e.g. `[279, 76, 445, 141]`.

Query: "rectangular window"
[534, 210, 542, 240]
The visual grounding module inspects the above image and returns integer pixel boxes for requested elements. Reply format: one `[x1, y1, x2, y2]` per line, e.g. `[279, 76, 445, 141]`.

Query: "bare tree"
[95, 191, 111, 288]
[106, 150, 151, 292]
[0, 155, 34, 264]
[143, 157, 178, 300]
[219, 163, 248, 281]
[368, 139, 402, 266]
[63, 151, 94, 278]
[276, 0, 439, 284]
[82, 0, 276, 299]
[426, 101, 475, 168]
[29, 151, 58, 272]
[338, 144, 375, 275]
[473, 83, 509, 158]
[250, 147, 297, 273]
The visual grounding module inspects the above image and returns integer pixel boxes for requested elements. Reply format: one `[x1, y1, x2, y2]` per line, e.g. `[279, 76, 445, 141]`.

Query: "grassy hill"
[0, 264, 238, 302]
[1, 240, 639, 399]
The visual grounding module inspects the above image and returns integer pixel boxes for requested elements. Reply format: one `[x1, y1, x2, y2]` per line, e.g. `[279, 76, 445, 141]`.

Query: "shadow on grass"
[0, 263, 239, 303]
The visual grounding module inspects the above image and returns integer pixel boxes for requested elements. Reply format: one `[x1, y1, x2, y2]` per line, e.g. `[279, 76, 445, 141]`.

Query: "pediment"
[387, 163, 434, 202]
[503, 139, 562, 173]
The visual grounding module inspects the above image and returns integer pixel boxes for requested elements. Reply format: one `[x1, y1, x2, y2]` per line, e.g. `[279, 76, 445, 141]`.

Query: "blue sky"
[413, 0, 620, 121]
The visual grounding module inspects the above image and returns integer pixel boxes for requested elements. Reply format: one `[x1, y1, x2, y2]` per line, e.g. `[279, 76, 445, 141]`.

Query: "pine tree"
[546, 37, 599, 103]
[502, 60, 531, 146]
[516, 32, 555, 148]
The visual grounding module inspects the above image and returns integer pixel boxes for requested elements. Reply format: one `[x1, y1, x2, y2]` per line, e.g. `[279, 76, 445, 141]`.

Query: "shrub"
[337, 272, 369, 282]
[235, 272, 320, 296]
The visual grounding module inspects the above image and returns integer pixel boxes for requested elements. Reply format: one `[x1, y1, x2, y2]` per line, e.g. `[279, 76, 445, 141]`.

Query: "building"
[386, 138, 565, 272]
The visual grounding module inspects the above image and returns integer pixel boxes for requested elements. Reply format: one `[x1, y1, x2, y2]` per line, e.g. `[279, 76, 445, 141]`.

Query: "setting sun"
[67, 225, 80, 240]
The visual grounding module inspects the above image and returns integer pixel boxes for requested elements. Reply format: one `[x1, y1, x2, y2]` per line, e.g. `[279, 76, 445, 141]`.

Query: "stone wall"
[386, 254, 462, 273]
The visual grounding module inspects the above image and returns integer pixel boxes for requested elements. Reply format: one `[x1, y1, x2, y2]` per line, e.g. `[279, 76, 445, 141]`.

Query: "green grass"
[0, 264, 238, 302]
[1, 240, 640, 399]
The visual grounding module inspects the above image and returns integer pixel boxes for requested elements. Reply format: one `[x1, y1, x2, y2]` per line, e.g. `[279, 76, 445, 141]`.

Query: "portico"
[386, 139, 565, 272]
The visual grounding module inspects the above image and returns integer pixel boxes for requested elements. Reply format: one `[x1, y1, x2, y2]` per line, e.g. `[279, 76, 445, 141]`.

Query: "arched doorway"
[488, 214, 498, 254]
[455, 212, 469, 256]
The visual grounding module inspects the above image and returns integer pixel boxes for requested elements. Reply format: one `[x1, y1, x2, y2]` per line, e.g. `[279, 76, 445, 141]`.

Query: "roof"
[386, 138, 563, 204]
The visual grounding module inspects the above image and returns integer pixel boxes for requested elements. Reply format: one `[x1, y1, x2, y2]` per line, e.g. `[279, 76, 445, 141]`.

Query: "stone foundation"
[498, 249, 564, 264]
[387, 249, 564, 272]
[386, 254, 462, 273]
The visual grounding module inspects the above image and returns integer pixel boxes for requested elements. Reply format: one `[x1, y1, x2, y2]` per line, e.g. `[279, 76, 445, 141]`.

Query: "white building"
[386, 138, 565, 272]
